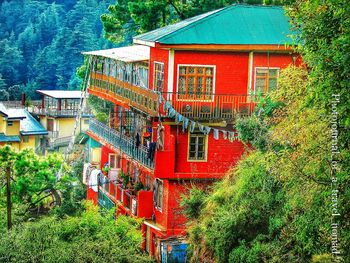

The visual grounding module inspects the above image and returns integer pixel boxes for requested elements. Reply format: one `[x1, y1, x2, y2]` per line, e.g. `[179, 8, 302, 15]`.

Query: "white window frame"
[108, 153, 120, 169]
[187, 130, 208, 162]
[176, 64, 216, 102]
[153, 61, 165, 92]
[253, 67, 280, 95]
[155, 178, 163, 212]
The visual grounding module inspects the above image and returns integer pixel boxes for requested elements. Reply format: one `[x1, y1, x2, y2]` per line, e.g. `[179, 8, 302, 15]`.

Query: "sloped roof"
[133, 4, 294, 45]
[0, 103, 26, 120]
[19, 109, 48, 136]
[36, 90, 84, 99]
[0, 134, 20, 142]
[82, 45, 150, 62]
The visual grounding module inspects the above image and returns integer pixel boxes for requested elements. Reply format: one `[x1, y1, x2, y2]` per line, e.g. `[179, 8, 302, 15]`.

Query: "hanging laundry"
[190, 121, 196, 132]
[83, 163, 91, 185]
[164, 101, 171, 111]
[222, 130, 228, 140]
[213, 129, 219, 140]
[168, 107, 176, 118]
[147, 142, 157, 161]
[89, 169, 100, 192]
[203, 126, 211, 135]
[182, 117, 189, 132]
[158, 92, 163, 104]
[157, 124, 165, 150]
[198, 123, 205, 133]
[135, 133, 141, 148]
[228, 131, 235, 142]
[175, 113, 184, 124]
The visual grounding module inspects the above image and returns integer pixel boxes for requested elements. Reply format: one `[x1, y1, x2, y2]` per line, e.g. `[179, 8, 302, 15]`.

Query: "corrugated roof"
[133, 4, 294, 45]
[0, 134, 20, 142]
[82, 45, 150, 62]
[0, 103, 26, 119]
[18, 109, 48, 136]
[36, 90, 84, 99]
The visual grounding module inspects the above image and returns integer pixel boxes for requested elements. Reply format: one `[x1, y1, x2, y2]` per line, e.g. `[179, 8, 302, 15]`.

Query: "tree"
[0, 146, 71, 226]
[0, 204, 152, 263]
[101, 0, 296, 44]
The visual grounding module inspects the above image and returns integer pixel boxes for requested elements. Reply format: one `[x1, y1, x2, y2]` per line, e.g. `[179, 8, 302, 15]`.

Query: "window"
[154, 62, 164, 92]
[255, 68, 279, 94]
[23, 136, 29, 143]
[188, 131, 207, 161]
[108, 154, 120, 169]
[7, 121, 13, 126]
[133, 62, 149, 89]
[155, 179, 163, 210]
[47, 119, 54, 132]
[178, 65, 214, 100]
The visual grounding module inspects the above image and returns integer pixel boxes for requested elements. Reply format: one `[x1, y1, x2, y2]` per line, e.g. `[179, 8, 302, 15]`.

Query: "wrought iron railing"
[88, 119, 154, 169]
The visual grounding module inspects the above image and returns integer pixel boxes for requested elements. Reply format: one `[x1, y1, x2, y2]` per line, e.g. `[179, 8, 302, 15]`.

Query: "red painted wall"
[100, 145, 114, 169]
[250, 52, 297, 92]
[172, 126, 245, 175]
[149, 47, 169, 91]
[174, 51, 249, 95]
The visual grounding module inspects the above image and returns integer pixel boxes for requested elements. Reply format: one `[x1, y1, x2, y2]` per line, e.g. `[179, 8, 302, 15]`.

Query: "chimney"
[21, 93, 26, 106]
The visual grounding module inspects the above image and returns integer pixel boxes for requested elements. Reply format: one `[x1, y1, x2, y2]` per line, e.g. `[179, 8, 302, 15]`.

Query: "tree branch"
[168, 0, 185, 19]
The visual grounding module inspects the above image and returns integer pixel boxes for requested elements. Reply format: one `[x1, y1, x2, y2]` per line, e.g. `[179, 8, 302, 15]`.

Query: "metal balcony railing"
[163, 92, 258, 120]
[88, 119, 154, 169]
[29, 104, 92, 117]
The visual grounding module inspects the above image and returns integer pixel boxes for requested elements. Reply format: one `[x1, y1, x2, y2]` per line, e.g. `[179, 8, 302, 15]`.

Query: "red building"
[83, 4, 300, 261]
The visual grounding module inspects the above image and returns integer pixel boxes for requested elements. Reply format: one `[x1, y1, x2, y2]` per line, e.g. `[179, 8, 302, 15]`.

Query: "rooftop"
[82, 45, 150, 62]
[19, 109, 48, 136]
[0, 103, 26, 120]
[36, 90, 84, 99]
[0, 103, 47, 136]
[0, 134, 20, 143]
[133, 4, 294, 46]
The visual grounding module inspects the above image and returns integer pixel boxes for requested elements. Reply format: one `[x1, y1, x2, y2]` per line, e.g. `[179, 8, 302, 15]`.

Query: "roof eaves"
[133, 39, 156, 47]
[21, 131, 48, 136]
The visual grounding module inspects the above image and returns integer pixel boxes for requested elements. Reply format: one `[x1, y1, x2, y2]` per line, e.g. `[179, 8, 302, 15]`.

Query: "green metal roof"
[0, 134, 20, 143]
[133, 4, 294, 45]
[19, 109, 48, 136]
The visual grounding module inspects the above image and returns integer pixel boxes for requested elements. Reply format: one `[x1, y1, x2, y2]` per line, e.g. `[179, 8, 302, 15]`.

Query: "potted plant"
[134, 181, 144, 193]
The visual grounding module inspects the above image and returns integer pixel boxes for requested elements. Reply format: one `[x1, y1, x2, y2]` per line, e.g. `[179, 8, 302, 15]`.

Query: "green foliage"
[135, 181, 144, 192]
[101, 0, 295, 44]
[181, 186, 207, 220]
[0, 146, 84, 227]
[0, 0, 115, 97]
[186, 64, 346, 262]
[0, 203, 152, 263]
[236, 116, 269, 151]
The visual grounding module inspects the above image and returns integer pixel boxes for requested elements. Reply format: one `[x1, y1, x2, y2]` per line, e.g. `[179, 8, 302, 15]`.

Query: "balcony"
[88, 119, 154, 169]
[89, 74, 257, 122]
[164, 93, 257, 121]
[29, 104, 92, 118]
[89, 73, 159, 116]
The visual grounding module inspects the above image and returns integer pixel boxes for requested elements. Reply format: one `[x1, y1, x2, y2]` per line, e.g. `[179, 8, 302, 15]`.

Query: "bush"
[0, 203, 153, 263]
